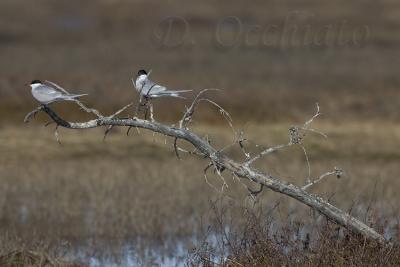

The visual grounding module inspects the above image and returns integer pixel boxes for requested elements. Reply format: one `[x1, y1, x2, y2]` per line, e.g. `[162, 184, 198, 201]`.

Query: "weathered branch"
[25, 105, 387, 244]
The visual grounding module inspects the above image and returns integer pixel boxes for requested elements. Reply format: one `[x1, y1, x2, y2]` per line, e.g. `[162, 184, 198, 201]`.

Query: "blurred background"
[0, 0, 399, 266]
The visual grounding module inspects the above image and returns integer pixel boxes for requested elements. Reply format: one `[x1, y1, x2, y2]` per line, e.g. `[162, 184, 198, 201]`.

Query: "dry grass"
[0, 250, 82, 267]
[188, 201, 400, 266]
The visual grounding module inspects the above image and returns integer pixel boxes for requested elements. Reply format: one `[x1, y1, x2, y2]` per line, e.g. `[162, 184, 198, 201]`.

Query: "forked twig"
[302, 167, 344, 190]
[203, 163, 220, 193]
[175, 89, 227, 159]
[24, 106, 44, 123]
[179, 88, 221, 128]
[245, 143, 291, 166]
[102, 103, 134, 140]
[301, 103, 327, 138]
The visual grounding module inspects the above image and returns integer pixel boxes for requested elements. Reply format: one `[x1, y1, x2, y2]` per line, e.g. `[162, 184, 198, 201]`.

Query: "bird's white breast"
[135, 75, 147, 90]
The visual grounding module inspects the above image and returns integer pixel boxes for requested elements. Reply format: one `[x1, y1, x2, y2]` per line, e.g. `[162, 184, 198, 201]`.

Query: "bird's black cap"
[31, 80, 42, 85]
[137, 69, 147, 76]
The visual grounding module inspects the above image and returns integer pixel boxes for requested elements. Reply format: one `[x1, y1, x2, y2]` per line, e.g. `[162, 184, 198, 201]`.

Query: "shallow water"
[63, 235, 223, 267]
[60, 221, 398, 267]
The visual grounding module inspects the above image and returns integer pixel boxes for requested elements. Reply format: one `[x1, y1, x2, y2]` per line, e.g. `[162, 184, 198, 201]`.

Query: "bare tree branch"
[24, 104, 387, 244]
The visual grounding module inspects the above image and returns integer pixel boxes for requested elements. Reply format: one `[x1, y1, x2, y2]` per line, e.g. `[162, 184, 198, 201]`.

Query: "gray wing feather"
[141, 79, 167, 95]
[136, 75, 191, 98]
[36, 85, 63, 96]
[32, 85, 63, 103]
[32, 82, 88, 104]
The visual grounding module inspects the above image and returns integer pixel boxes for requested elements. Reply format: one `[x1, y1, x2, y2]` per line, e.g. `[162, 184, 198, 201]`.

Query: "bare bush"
[188, 199, 400, 266]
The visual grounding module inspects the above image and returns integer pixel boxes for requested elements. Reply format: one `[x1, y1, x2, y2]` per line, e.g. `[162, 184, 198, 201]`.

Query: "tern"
[134, 69, 191, 99]
[29, 80, 88, 104]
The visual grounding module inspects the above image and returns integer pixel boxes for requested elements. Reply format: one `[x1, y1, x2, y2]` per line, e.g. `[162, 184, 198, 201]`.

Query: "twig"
[102, 104, 133, 140]
[301, 145, 311, 183]
[107, 103, 133, 119]
[245, 143, 291, 166]
[199, 98, 235, 136]
[303, 103, 321, 128]
[302, 167, 343, 190]
[238, 130, 251, 160]
[210, 158, 228, 190]
[24, 106, 44, 123]
[175, 146, 204, 157]
[177, 89, 236, 160]
[173, 138, 181, 159]
[300, 103, 327, 138]
[54, 125, 61, 144]
[203, 163, 221, 193]
[103, 125, 114, 141]
[248, 184, 264, 197]
[179, 88, 221, 129]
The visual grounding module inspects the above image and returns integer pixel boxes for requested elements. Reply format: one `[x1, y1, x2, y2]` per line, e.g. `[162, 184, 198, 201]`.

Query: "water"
[61, 232, 230, 267]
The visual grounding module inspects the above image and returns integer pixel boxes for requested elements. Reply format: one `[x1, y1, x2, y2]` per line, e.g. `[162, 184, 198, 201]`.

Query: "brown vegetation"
[189, 201, 400, 266]
[0, 122, 399, 265]
[0, 250, 81, 267]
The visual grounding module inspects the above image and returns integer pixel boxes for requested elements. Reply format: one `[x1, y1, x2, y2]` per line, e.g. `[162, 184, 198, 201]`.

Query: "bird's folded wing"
[44, 80, 69, 94]
[141, 79, 167, 95]
[147, 84, 168, 94]
[36, 85, 63, 97]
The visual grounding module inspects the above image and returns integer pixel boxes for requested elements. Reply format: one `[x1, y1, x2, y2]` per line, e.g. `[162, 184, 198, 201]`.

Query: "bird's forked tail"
[63, 93, 89, 100]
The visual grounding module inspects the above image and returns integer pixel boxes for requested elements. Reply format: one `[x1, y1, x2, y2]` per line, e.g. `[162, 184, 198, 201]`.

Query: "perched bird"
[29, 80, 88, 104]
[134, 69, 191, 99]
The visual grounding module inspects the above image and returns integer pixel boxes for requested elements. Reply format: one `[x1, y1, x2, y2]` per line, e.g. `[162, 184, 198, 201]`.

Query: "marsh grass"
[188, 200, 400, 266]
[0, 122, 399, 265]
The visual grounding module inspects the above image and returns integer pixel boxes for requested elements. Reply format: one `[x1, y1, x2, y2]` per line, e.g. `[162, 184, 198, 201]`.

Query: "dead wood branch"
[25, 103, 387, 244]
